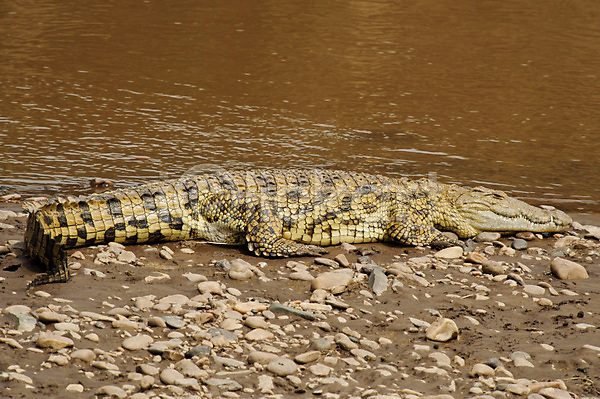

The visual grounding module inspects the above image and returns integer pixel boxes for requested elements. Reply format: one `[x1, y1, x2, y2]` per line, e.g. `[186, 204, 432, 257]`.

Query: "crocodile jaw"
[451, 186, 572, 235]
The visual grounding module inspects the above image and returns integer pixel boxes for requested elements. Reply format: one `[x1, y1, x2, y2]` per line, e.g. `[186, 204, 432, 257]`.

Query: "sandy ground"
[1, 199, 599, 398]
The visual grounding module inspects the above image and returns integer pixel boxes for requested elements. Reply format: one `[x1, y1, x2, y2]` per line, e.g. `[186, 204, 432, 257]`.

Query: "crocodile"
[24, 169, 572, 286]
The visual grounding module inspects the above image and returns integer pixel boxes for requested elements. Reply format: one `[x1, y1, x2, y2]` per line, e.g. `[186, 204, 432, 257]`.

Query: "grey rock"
[368, 268, 388, 296]
[268, 302, 316, 321]
[310, 338, 333, 352]
[185, 344, 212, 358]
[511, 238, 528, 250]
[267, 357, 297, 376]
[206, 378, 243, 391]
[207, 327, 238, 343]
[159, 368, 184, 385]
[214, 259, 231, 270]
[162, 316, 186, 329]
[213, 354, 245, 368]
[483, 357, 504, 369]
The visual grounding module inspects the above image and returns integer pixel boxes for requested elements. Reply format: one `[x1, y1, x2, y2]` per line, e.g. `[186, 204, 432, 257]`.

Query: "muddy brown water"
[1, 0, 599, 216]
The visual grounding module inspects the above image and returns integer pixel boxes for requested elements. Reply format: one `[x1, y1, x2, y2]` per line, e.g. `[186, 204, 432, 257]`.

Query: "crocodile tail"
[25, 209, 70, 286]
[25, 179, 197, 285]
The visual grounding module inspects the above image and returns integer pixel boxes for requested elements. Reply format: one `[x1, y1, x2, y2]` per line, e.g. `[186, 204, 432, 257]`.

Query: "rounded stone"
[465, 252, 487, 265]
[66, 384, 84, 393]
[117, 250, 137, 263]
[523, 284, 545, 296]
[175, 359, 205, 378]
[71, 349, 96, 362]
[481, 260, 506, 276]
[159, 368, 184, 385]
[511, 238, 528, 250]
[469, 363, 495, 377]
[434, 246, 463, 259]
[248, 351, 279, 365]
[267, 357, 297, 376]
[308, 363, 333, 376]
[37, 310, 69, 323]
[475, 232, 501, 242]
[197, 281, 223, 295]
[294, 350, 321, 364]
[37, 332, 74, 350]
[244, 316, 269, 329]
[551, 258, 589, 279]
[311, 271, 353, 294]
[228, 259, 255, 280]
[425, 318, 459, 342]
[245, 328, 274, 341]
[334, 333, 358, 351]
[95, 385, 127, 398]
[122, 334, 154, 351]
[136, 364, 160, 376]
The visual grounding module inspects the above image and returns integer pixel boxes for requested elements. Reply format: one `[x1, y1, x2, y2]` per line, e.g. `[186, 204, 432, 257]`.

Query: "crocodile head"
[444, 185, 572, 237]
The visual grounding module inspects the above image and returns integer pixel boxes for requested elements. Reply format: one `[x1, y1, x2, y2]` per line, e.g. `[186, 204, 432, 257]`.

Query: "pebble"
[37, 310, 69, 323]
[294, 350, 321, 364]
[160, 368, 184, 385]
[72, 349, 96, 362]
[122, 334, 153, 351]
[175, 359, 206, 378]
[159, 248, 173, 260]
[550, 257, 589, 279]
[314, 257, 339, 268]
[475, 232, 501, 242]
[481, 260, 506, 275]
[425, 318, 459, 342]
[368, 268, 388, 295]
[117, 250, 137, 263]
[245, 328, 274, 341]
[182, 272, 207, 282]
[206, 378, 243, 391]
[267, 357, 297, 376]
[248, 351, 279, 365]
[523, 284, 545, 296]
[197, 281, 224, 295]
[469, 363, 495, 377]
[228, 259, 255, 280]
[465, 252, 487, 264]
[434, 246, 463, 259]
[268, 302, 316, 321]
[334, 333, 359, 350]
[511, 238, 528, 250]
[308, 363, 333, 376]
[258, 374, 275, 394]
[311, 271, 353, 294]
[66, 383, 84, 393]
[37, 332, 74, 349]
[234, 301, 268, 314]
[516, 231, 536, 241]
[334, 253, 350, 267]
[96, 385, 127, 398]
[163, 315, 186, 329]
[310, 338, 334, 352]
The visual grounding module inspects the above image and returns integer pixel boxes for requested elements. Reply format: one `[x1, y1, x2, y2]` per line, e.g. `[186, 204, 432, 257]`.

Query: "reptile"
[24, 169, 572, 286]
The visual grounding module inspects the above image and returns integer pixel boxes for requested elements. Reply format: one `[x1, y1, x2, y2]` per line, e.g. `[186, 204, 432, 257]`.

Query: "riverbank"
[1, 199, 599, 398]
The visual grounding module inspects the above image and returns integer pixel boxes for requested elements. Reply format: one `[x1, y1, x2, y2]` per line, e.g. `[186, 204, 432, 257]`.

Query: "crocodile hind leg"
[386, 215, 459, 248]
[243, 201, 327, 257]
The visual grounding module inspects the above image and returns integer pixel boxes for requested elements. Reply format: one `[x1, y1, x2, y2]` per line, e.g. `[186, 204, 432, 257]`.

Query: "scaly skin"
[24, 169, 572, 286]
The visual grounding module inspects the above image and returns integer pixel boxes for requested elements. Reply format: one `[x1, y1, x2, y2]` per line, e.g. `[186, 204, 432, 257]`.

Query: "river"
[1, 0, 599, 215]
